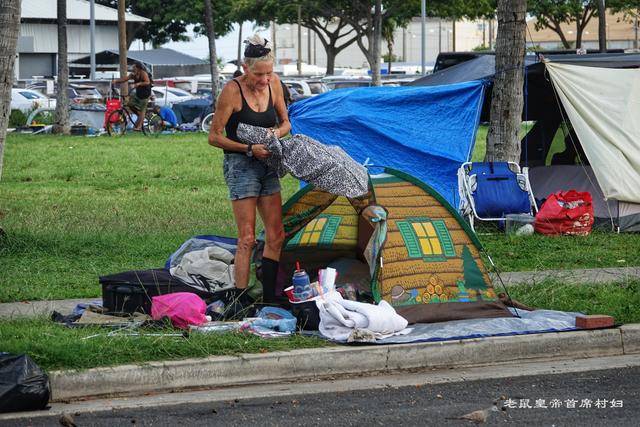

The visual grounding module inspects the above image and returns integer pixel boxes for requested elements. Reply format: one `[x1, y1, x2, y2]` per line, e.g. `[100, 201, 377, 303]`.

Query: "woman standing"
[208, 35, 290, 306]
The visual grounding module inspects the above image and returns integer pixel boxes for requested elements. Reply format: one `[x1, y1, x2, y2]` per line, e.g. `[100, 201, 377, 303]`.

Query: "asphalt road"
[9, 365, 640, 426]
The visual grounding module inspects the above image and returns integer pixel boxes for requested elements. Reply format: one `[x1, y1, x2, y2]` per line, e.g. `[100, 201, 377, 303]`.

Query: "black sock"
[261, 257, 279, 303]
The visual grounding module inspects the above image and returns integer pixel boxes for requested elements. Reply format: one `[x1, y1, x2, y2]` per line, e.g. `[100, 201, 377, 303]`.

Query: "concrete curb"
[49, 325, 640, 402]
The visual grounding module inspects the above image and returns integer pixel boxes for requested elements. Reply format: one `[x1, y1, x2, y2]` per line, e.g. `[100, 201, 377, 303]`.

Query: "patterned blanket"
[237, 123, 368, 198]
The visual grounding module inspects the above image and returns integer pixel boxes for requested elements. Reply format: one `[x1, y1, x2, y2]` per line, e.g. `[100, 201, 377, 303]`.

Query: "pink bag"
[151, 292, 207, 329]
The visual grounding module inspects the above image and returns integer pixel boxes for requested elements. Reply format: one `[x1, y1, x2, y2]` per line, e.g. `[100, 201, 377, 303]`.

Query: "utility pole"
[118, 0, 127, 96]
[452, 20, 456, 52]
[438, 19, 442, 53]
[307, 27, 311, 65]
[203, 0, 219, 97]
[421, 0, 426, 75]
[635, 12, 638, 50]
[297, 5, 302, 76]
[271, 21, 277, 63]
[89, 0, 95, 80]
[402, 27, 407, 61]
[237, 22, 242, 71]
[488, 19, 493, 50]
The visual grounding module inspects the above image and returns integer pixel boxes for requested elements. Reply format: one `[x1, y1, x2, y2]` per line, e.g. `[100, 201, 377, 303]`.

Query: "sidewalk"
[1, 266, 638, 320]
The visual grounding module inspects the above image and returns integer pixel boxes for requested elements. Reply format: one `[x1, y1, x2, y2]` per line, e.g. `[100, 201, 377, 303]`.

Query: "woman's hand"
[252, 144, 271, 159]
[271, 127, 280, 139]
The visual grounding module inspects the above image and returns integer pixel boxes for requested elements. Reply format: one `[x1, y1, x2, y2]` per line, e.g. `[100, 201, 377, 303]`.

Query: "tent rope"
[484, 252, 521, 319]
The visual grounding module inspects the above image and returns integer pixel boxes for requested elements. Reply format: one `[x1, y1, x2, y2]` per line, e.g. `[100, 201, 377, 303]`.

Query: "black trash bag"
[0, 353, 50, 413]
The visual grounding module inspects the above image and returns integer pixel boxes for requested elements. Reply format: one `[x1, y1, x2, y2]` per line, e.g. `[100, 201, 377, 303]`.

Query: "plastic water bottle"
[292, 261, 312, 301]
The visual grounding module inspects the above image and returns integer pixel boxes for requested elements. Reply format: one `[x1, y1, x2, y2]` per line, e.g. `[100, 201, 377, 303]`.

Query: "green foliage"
[382, 53, 399, 62]
[472, 44, 492, 52]
[96, 0, 234, 46]
[527, 1, 599, 49]
[8, 109, 27, 128]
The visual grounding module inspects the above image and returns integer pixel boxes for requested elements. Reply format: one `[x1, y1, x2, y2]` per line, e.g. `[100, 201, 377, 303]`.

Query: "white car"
[11, 88, 56, 112]
[151, 86, 196, 106]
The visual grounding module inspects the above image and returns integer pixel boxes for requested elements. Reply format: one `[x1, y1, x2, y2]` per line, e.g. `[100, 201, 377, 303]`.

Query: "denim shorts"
[223, 153, 281, 200]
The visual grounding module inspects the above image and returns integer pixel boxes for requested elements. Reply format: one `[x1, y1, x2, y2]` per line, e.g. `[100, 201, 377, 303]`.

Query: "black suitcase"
[100, 269, 219, 314]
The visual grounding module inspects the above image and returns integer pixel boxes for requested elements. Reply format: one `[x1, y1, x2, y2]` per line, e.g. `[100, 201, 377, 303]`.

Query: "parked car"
[321, 76, 372, 90]
[10, 88, 56, 112]
[67, 84, 103, 104]
[282, 79, 329, 103]
[26, 82, 103, 104]
[151, 86, 196, 106]
[305, 79, 330, 95]
[283, 80, 313, 98]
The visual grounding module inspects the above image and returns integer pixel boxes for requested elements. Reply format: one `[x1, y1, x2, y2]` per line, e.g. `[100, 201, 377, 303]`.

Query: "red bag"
[534, 190, 594, 236]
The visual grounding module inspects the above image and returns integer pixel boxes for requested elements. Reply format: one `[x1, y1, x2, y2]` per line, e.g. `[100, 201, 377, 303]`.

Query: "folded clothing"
[315, 291, 409, 341]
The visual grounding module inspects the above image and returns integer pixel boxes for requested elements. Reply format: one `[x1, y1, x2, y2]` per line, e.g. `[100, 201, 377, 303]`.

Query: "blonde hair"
[243, 34, 274, 70]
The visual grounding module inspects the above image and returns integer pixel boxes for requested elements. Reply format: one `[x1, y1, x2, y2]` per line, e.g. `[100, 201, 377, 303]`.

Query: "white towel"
[316, 291, 409, 342]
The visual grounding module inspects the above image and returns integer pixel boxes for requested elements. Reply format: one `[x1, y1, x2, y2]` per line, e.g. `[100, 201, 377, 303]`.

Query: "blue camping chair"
[457, 162, 538, 231]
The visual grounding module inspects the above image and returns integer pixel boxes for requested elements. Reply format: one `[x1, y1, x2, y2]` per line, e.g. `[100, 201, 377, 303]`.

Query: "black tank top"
[225, 79, 277, 154]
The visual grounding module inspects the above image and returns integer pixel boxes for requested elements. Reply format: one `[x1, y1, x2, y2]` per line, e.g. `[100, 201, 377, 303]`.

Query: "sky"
[130, 23, 270, 63]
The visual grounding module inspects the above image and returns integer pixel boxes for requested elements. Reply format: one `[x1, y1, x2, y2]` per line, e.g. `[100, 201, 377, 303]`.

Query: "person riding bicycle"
[113, 62, 152, 131]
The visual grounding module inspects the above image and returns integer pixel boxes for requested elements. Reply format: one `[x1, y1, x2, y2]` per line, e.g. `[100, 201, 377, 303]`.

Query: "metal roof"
[71, 49, 206, 66]
[21, 0, 149, 23]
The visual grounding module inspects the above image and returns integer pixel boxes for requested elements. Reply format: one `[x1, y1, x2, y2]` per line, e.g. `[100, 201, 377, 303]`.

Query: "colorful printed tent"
[261, 168, 512, 324]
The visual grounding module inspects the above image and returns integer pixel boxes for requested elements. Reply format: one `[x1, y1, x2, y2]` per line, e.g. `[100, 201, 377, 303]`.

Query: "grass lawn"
[0, 317, 331, 371]
[1, 132, 638, 372]
[1, 279, 637, 372]
[1, 132, 638, 302]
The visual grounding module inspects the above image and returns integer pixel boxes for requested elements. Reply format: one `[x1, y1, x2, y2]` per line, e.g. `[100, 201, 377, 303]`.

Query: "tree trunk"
[325, 47, 337, 76]
[0, 0, 21, 180]
[203, 0, 219, 100]
[486, 0, 527, 163]
[387, 38, 393, 75]
[597, 0, 607, 52]
[371, 0, 382, 86]
[576, 21, 583, 48]
[118, 0, 128, 96]
[54, 0, 70, 135]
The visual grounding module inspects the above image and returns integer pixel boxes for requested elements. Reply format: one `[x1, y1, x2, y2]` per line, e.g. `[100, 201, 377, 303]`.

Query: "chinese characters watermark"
[503, 398, 623, 409]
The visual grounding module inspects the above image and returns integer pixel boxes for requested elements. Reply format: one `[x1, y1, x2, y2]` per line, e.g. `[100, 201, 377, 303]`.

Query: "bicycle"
[201, 112, 214, 133]
[105, 87, 164, 137]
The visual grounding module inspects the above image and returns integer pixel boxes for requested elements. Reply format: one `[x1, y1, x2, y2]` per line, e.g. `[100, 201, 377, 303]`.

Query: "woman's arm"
[208, 82, 270, 159]
[271, 74, 291, 138]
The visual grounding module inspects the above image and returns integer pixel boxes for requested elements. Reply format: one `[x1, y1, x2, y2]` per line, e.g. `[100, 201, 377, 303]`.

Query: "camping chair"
[457, 162, 538, 231]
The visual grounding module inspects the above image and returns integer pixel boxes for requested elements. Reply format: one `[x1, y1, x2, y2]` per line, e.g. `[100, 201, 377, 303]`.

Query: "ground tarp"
[545, 62, 640, 204]
[288, 82, 486, 206]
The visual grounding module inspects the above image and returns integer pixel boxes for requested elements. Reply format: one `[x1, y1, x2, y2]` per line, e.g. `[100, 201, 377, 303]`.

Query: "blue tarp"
[288, 81, 486, 206]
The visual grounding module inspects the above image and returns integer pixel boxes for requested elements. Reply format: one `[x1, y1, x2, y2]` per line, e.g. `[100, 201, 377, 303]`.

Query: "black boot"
[261, 257, 279, 304]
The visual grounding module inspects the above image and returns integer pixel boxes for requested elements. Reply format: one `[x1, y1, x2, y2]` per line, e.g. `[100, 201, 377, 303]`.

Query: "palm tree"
[204, 0, 220, 99]
[382, 18, 398, 76]
[486, 0, 527, 162]
[0, 0, 22, 179]
[54, 0, 70, 135]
